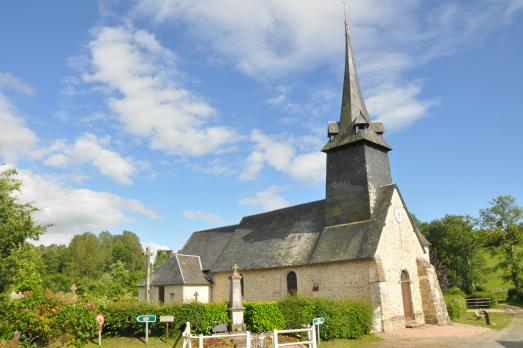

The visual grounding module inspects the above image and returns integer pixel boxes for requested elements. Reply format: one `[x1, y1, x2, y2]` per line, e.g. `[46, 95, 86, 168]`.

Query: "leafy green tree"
[1, 246, 44, 292]
[67, 232, 108, 279]
[0, 168, 46, 292]
[480, 196, 523, 291]
[422, 215, 486, 293]
[153, 249, 169, 270]
[111, 231, 145, 272]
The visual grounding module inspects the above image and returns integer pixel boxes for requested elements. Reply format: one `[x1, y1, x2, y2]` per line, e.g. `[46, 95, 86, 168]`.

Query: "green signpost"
[312, 317, 325, 343]
[137, 315, 157, 344]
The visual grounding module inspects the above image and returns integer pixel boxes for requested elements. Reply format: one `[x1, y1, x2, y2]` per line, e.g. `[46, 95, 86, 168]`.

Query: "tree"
[0, 168, 46, 292]
[422, 215, 486, 293]
[67, 232, 108, 279]
[480, 196, 523, 291]
[110, 231, 145, 273]
[153, 249, 169, 270]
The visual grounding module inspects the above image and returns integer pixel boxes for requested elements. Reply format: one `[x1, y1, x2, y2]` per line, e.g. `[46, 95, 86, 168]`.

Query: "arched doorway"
[401, 270, 414, 321]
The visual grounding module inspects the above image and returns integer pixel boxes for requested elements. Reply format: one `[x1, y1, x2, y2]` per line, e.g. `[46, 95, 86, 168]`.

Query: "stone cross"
[194, 291, 199, 302]
[232, 263, 240, 276]
[144, 247, 152, 303]
[229, 264, 245, 331]
[70, 283, 78, 296]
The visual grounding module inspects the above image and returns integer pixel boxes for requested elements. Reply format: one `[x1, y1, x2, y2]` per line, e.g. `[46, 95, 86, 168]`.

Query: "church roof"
[179, 184, 427, 273]
[138, 254, 210, 286]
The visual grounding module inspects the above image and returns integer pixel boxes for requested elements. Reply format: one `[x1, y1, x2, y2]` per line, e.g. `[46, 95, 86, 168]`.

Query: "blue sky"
[1, 0, 522, 254]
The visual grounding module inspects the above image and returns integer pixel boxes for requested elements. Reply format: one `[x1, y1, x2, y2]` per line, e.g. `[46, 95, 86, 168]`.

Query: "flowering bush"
[0, 289, 98, 347]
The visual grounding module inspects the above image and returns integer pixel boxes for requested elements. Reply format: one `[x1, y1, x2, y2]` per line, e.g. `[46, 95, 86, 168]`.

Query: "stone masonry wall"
[374, 189, 429, 331]
[211, 259, 371, 303]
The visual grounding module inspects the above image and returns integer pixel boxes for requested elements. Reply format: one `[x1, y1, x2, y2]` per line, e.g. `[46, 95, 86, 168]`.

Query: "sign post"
[137, 315, 157, 344]
[312, 317, 324, 344]
[160, 315, 174, 338]
[95, 314, 104, 346]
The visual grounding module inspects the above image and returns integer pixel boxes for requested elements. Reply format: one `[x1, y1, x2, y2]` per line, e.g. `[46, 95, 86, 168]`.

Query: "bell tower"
[323, 19, 393, 226]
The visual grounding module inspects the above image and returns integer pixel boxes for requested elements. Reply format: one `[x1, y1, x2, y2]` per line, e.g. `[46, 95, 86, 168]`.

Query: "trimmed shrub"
[101, 302, 229, 337]
[507, 288, 523, 302]
[312, 299, 372, 340]
[471, 291, 498, 307]
[244, 302, 285, 332]
[444, 294, 467, 319]
[445, 287, 466, 297]
[279, 296, 315, 329]
[278, 297, 373, 340]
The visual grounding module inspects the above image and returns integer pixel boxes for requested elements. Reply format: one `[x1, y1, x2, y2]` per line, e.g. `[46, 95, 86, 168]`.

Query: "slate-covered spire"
[339, 17, 370, 132]
[323, 18, 391, 152]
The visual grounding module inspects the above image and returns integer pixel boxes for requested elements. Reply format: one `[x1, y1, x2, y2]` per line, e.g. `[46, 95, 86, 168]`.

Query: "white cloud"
[134, 0, 522, 129]
[366, 83, 438, 130]
[240, 130, 325, 183]
[0, 73, 34, 96]
[183, 210, 223, 225]
[239, 185, 289, 212]
[83, 25, 239, 157]
[4, 165, 158, 245]
[0, 92, 39, 163]
[44, 133, 136, 185]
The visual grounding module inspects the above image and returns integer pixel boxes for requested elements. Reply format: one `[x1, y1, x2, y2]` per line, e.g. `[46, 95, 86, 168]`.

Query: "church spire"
[322, 15, 391, 153]
[339, 16, 370, 133]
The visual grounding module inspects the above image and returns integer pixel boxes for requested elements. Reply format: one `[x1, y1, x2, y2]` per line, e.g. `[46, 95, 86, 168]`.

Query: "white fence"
[182, 322, 317, 348]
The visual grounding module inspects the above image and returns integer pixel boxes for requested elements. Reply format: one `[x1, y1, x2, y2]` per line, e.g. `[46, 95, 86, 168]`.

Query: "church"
[138, 21, 450, 332]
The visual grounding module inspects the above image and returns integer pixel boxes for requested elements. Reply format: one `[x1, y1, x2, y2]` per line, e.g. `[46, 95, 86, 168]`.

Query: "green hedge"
[244, 302, 286, 332]
[444, 294, 467, 319]
[279, 297, 372, 340]
[101, 302, 230, 336]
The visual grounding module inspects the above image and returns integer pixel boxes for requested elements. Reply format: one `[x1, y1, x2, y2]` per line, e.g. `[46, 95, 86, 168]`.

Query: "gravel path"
[374, 308, 523, 348]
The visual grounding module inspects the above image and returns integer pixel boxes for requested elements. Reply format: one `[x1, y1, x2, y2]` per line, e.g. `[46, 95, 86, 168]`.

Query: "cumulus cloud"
[0, 90, 39, 163]
[4, 166, 158, 245]
[134, 0, 522, 129]
[240, 130, 325, 183]
[366, 83, 438, 130]
[238, 185, 289, 212]
[83, 25, 239, 156]
[44, 133, 136, 185]
[183, 210, 223, 226]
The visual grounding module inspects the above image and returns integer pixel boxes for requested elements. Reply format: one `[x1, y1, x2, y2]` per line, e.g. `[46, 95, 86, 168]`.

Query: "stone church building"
[138, 23, 450, 332]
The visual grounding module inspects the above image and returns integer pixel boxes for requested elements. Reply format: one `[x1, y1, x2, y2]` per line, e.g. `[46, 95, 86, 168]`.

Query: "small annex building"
[138, 22, 450, 332]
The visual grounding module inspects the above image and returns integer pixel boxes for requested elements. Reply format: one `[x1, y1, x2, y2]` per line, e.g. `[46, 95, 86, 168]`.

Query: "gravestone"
[228, 263, 245, 332]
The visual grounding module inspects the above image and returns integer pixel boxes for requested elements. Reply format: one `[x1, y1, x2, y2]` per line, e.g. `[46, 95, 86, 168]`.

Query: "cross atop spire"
[322, 14, 391, 153]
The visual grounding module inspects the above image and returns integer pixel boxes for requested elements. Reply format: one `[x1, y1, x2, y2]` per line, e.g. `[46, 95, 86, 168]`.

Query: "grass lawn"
[479, 250, 511, 301]
[317, 335, 382, 347]
[80, 334, 382, 348]
[453, 312, 513, 330]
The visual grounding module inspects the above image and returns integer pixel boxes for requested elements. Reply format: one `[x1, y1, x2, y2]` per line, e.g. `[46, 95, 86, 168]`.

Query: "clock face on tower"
[394, 207, 403, 223]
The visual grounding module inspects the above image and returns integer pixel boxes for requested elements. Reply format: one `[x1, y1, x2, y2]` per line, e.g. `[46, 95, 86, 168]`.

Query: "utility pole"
[145, 247, 152, 303]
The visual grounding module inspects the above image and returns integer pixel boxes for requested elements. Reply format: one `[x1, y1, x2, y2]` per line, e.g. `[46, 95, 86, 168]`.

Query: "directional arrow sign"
[312, 317, 324, 325]
[137, 315, 157, 323]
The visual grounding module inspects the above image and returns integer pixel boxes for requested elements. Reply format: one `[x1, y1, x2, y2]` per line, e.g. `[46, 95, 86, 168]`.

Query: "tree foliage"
[0, 168, 47, 292]
[422, 215, 486, 293]
[480, 195, 523, 291]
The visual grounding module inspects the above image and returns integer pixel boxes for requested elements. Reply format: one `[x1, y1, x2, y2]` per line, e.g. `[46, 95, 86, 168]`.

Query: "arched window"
[287, 271, 297, 295]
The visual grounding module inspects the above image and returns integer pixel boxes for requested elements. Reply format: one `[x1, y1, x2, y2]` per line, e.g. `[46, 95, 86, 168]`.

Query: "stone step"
[406, 321, 424, 328]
